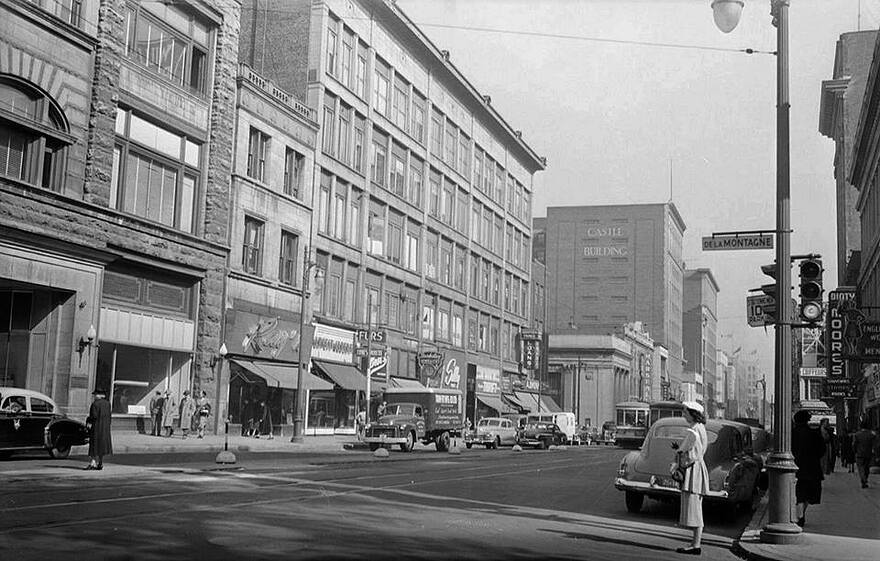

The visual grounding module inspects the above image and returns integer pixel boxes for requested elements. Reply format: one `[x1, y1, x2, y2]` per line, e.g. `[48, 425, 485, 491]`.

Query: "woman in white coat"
[675, 401, 710, 555]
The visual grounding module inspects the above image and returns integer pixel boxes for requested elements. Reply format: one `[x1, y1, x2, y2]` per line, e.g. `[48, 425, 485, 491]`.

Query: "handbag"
[670, 450, 695, 485]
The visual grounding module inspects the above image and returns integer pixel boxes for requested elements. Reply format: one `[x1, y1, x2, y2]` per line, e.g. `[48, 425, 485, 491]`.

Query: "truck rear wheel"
[436, 431, 450, 452]
[399, 431, 415, 453]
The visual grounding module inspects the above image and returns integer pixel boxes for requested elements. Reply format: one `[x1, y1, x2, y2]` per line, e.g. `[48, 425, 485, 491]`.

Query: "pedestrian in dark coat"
[86, 388, 112, 470]
[792, 410, 825, 527]
[149, 391, 162, 436]
[852, 419, 879, 488]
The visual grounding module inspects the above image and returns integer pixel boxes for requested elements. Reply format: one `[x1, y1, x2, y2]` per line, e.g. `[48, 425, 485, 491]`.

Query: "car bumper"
[614, 477, 730, 500]
[363, 434, 407, 445]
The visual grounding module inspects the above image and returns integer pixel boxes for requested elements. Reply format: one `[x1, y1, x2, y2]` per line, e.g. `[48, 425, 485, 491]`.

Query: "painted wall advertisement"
[418, 349, 463, 390]
[311, 323, 355, 364]
[226, 309, 313, 362]
[475, 365, 500, 394]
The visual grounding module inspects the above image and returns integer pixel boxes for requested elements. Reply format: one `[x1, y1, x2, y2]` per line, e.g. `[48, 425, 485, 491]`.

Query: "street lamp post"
[291, 246, 321, 443]
[711, 0, 801, 543]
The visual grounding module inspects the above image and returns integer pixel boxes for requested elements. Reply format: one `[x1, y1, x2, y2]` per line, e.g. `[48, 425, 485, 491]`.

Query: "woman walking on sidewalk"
[85, 388, 112, 470]
[792, 409, 825, 527]
[675, 401, 709, 556]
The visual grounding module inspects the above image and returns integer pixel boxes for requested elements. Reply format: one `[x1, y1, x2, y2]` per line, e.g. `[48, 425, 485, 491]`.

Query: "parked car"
[516, 421, 567, 450]
[614, 417, 762, 515]
[465, 417, 518, 449]
[0, 387, 89, 459]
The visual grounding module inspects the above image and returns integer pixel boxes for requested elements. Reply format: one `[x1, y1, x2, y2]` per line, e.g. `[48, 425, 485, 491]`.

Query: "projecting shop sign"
[702, 235, 773, 251]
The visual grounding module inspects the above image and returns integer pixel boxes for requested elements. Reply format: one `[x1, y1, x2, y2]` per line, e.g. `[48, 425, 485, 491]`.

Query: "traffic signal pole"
[761, 0, 801, 543]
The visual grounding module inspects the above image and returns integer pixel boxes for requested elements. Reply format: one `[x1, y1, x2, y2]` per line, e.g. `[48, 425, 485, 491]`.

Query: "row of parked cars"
[614, 417, 771, 515]
[464, 417, 569, 450]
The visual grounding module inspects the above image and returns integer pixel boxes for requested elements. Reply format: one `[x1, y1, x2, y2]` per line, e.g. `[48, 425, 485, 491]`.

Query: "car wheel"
[465, 443, 473, 449]
[369, 443, 381, 452]
[50, 439, 71, 459]
[436, 431, 450, 452]
[625, 491, 644, 513]
[399, 431, 414, 453]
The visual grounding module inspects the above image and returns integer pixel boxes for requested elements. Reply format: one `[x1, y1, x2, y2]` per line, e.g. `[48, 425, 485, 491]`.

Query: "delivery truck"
[363, 387, 465, 452]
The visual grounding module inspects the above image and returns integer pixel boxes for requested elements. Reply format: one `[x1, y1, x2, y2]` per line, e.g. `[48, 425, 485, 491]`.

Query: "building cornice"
[819, 77, 849, 139]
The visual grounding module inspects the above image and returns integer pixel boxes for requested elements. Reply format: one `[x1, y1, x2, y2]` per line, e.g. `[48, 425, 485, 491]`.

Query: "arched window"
[0, 77, 70, 191]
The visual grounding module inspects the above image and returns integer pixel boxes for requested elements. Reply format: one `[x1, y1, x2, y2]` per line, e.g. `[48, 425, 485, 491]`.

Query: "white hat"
[682, 401, 704, 414]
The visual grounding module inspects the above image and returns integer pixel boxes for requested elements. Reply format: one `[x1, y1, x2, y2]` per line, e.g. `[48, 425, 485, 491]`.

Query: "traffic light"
[760, 263, 778, 323]
[798, 258, 824, 323]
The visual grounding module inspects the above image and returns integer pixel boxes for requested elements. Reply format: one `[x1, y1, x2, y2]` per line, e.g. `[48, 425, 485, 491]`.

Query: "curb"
[731, 494, 771, 561]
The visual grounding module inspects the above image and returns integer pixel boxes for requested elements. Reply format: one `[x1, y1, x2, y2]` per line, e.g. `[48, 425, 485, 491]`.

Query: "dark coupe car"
[0, 387, 89, 459]
[614, 417, 762, 515]
[516, 421, 566, 450]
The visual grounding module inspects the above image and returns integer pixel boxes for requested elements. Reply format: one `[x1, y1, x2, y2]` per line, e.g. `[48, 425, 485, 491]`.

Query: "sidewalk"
[98, 431, 365, 454]
[735, 467, 880, 561]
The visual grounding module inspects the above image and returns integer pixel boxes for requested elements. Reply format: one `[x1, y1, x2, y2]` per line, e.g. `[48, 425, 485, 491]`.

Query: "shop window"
[0, 79, 70, 191]
[122, 2, 212, 93]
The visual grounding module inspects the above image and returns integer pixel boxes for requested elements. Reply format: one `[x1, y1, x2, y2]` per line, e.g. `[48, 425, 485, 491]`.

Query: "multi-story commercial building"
[0, 0, 239, 431]
[238, 0, 545, 426]
[820, 30, 878, 286]
[536, 203, 687, 382]
[827, 30, 880, 430]
[221, 64, 324, 436]
[682, 268, 719, 415]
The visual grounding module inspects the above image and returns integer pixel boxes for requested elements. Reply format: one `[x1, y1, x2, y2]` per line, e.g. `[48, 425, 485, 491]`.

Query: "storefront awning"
[391, 376, 424, 388]
[230, 359, 333, 390]
[514, 391, 542, 412]
[313, 361, 365, 390]
[477, 394, 515, 415]
[540, 395, 563, 413]
[502, 393, 531, 412]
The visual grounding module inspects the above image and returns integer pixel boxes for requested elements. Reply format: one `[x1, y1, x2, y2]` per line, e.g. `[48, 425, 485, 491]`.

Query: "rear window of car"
[478, 419, 490, 427]
[30, 398, 53, 413]
[652, 424, 719, 444]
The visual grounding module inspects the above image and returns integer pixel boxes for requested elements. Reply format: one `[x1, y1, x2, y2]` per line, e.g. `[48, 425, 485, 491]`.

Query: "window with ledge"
[356, 49, 367, 99]
[246, 127, 269, 182]
[373, 60, 390, 115]
[353, 117, 365, 172]
[393, 78, 409, 132]
[411, 94, 426, 144]
[340, 30, 353, 87]
[279, 231, 299, 286]
[283, 147, 304, 198]
[122, 2, 211, 94]
[408, 162, 423, 209]
[0, 79, 70, 191]
[111, 109, 200, 233]
[29, 0, 83, 27]
[326, 17, 339, 77]
[371, 134, 387, 186]
[242, 216, 264, 275]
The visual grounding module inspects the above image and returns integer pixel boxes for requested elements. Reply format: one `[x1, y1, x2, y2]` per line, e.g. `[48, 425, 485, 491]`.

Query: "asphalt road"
[0, 445, 753, 560]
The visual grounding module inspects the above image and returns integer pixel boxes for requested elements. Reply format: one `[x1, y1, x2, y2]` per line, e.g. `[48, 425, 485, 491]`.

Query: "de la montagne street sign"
[702, 234, 774, 251]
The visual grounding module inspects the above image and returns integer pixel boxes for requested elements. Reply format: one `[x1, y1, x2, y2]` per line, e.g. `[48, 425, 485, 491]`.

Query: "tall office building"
[238, 0, 545, 429]
[537, 203, 686, 381]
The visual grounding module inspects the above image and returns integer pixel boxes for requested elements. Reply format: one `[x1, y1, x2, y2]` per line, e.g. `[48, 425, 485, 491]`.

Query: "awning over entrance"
[313, 360, 364, 390]
[477, 394, 515, 415]
[540, 395, 563, 413]
[390, 376, 424, 388]
[502, 393, 531, 412]
[230, 359, 333, 390]
[514, 391, 541, 412]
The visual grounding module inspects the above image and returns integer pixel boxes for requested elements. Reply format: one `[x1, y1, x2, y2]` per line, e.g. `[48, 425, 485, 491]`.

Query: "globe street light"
[710, 0, 800, 543]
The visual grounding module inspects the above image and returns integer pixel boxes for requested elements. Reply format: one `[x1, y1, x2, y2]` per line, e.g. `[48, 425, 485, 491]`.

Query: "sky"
[397, 0, 877, 399]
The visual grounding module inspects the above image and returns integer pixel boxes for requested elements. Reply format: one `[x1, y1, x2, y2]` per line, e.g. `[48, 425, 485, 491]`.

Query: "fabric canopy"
[514, 391, 542, 412]
[477, 394, 515, 415]
[390, 376, 424, 388]
[313, 361, 365, 390]
[502, 393, 531, 412]
[540, 395, 563, 413]
[230, 359, 333, 390]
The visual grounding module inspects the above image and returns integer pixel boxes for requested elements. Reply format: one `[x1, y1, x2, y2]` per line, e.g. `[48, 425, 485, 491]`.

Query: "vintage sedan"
[614, 417, 762, 514]
[516, 421, 567, 450]
[465, 417, 518, 449]
[0, 388, 89, 459]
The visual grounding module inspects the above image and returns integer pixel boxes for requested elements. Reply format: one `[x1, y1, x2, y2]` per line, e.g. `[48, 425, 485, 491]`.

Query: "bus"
[613, 401, 650, 448]
[648, 400, 685, 426]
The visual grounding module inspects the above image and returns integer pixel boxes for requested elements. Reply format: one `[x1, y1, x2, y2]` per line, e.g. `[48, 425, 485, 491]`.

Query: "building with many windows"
[0, 0, 240, 430]
[536, 203, 687, 383]
[239, 0, 544, 426]
[682, 268, 719, 415]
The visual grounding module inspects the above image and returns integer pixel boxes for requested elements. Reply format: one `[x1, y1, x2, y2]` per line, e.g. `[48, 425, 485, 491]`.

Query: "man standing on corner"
[149, 390, 162, 436]
[86, 388, 112, 470]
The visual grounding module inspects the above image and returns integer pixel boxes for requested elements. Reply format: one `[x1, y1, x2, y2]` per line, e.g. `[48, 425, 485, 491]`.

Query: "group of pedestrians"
[791, 411, 879, 528]
[149, 389, 212, 439]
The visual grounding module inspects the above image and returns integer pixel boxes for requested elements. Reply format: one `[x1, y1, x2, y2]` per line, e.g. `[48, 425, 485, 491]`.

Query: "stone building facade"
[0, 0, 239, 430]
[682, 268, 719, 415]
[238, 0, 545, 426]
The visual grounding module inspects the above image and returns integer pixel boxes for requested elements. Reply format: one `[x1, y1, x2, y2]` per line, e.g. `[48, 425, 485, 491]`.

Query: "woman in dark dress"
[86, 388, 113, 470]
[791, 409, 825, 527]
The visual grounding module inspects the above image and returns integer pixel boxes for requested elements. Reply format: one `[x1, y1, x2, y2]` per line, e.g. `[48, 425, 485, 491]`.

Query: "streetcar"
[613, 401, 650, 448]
[648, 400, 685, 426]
